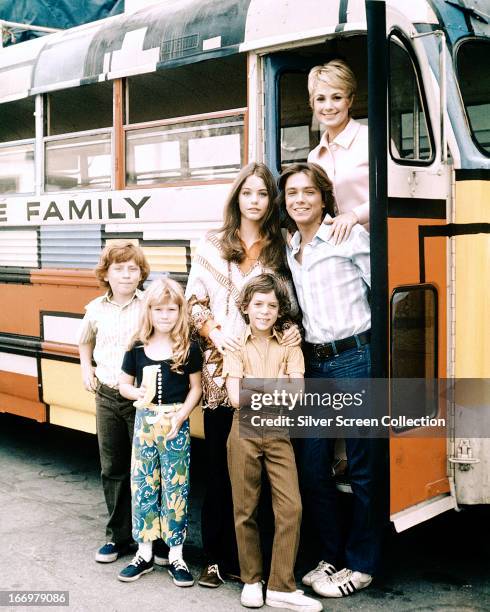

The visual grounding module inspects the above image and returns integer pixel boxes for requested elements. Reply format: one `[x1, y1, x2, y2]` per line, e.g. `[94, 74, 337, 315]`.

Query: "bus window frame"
[390, 282, 439, 432]
[388, 29, 436, 167]
[43, 86, 114, 194]
[454, 36, 490, 159]
[0, 137, 36, 196]
[122, 106, 248, 189]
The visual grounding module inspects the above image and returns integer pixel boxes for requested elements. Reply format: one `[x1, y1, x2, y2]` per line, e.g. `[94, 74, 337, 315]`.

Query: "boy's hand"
[209, 328, 241, 355]
[281, 324, 302, 347]
[82, 366, 97, 393]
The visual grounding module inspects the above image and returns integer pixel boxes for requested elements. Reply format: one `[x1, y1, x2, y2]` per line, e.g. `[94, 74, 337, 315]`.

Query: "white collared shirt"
[78, 289, 144, 387]
[287, 220, 371, 344]
[308, 118, 369, 229]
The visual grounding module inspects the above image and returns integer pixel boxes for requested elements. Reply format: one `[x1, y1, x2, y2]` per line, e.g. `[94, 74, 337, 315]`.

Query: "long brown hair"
[217, 162, 287, 273]
[132, 277, 190, 373]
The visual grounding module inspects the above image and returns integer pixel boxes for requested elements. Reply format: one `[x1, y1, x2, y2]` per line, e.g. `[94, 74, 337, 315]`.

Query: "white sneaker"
[301, 560, 337, 586]
[265, 589, 323, 611]
[241, 582, 264, 608]
[312, 568, 372, 598]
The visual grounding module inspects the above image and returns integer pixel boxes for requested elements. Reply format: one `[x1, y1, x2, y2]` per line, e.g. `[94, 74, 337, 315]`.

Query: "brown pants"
[227, 415, 302, 592]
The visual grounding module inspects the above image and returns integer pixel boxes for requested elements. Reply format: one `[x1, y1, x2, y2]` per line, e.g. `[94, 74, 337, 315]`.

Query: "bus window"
[44, 82, 113, 192]
[125, 55, 247, 185]
[390, 285, 438, 429]
[457, 39, 490, 156]
[280, 72, 312, 166]
[0, 97, 35, 194]
[389, 36, 433, 163]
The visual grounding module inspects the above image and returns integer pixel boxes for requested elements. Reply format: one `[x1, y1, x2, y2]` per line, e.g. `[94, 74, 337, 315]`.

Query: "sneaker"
[198, 563, 225, 588]
[95, 542, 130, 563]
[117, 554, 154, 582]
[168, 559, 194, 587]
[153, 539, 170, 566]
[266, 589, 323, 611]
[312, 568, 372, 598]
[241, 582, 264, 608]
[301, 561, 337, 586]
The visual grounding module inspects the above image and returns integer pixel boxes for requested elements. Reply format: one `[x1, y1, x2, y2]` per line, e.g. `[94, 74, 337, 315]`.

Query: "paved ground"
[1, 413, 489, 612]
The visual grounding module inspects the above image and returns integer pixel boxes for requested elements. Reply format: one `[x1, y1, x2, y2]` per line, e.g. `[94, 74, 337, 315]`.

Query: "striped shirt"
[78, 289, 144, 388]
[287, 219, 370, 344]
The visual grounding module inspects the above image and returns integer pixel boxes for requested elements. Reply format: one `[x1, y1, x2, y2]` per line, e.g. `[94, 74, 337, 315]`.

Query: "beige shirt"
[78, 289, 144, 388]
[223, 326, 305, 379]
[308, 118, 369, 229]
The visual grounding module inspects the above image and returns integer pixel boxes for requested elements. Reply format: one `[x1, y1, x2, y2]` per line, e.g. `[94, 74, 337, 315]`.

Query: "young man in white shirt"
[278, 162, 381, 598]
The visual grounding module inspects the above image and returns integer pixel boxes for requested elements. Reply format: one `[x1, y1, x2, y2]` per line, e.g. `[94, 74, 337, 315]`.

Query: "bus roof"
[0, 0, 485, 105]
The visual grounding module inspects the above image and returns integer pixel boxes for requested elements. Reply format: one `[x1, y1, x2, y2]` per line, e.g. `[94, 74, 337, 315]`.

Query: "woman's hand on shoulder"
[280, 324, 302, 347]
[324, 210, 359, 245]
[209, 327, 241, 355]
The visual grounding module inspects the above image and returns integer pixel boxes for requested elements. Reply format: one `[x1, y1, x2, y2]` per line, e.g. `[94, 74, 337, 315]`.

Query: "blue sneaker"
[118, 555, 154, 582]
[153, 539, 170, 566]
[95, 542, 130, 563]
[168, 559, 194, 587]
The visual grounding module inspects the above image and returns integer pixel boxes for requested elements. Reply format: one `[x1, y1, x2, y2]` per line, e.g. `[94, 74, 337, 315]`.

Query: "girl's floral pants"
[130, 407, 190, 546]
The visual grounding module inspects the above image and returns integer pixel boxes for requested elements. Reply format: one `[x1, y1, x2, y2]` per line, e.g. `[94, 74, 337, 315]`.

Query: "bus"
[0, 0, 488, 532]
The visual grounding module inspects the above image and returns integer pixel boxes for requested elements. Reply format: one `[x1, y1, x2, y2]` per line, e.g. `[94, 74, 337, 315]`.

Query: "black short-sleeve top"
[121, 340, 202, 404]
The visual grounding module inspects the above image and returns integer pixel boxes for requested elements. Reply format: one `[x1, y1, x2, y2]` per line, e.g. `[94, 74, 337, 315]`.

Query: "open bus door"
[367, 1, 457, 532]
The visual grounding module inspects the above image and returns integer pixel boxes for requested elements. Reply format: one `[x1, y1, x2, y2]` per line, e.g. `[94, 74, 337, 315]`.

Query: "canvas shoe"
[117, 554, 154, 582]
[240, 582, 264, 608]
[312, 568, 372, 598]
[265, 589, 323, 611]
[95, 541, 130, 563]
[198, 563, 225, 588]
[301, 561, 337, 586]
[168, 558, 194, 587]
[153, 539, 170, 566]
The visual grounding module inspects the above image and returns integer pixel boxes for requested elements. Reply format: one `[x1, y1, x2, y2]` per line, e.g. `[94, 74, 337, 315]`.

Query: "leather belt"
[305, 331, 371, 361]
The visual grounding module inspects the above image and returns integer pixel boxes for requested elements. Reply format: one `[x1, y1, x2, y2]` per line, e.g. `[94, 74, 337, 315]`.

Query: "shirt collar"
[289, 217, 333, 255]
[103, 287, 143, 307]
[244, 324, 281, 342]
[318, 117, 360, 151]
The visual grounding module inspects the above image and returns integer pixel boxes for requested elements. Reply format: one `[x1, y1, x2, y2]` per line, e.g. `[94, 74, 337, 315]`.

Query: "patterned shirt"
[78, 289, 144, 388]
[308, 118, 369, 229]
[287, 220, 370, 344]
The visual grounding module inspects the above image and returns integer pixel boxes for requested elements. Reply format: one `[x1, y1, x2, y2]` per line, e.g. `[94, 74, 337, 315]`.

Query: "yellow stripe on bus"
[455, 179, 490, 378]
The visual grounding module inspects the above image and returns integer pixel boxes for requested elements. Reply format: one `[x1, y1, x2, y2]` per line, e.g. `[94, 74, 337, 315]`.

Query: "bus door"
[384, 12, 457, 531]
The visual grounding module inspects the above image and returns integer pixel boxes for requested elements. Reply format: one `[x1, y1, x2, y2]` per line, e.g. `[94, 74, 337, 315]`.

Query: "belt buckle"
[314, 344, 331, 360]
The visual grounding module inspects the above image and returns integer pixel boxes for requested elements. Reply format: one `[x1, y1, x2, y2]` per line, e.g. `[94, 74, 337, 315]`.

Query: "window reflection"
[45, 133, 111, 192]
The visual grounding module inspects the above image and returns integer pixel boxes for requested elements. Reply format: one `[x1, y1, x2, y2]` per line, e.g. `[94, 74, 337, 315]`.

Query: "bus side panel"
[1, 276, 99, 337]
[0, 371, 46, 422]
[455, 179, 490, 378]
[41, 358, 96, 434]
[0, 272, 99, 426]
[454, 178, 490, 505]
[388, 217, 449, 515]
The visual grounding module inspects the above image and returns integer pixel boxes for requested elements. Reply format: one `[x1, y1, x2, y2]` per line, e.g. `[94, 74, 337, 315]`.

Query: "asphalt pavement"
[1, 413, 489, 612]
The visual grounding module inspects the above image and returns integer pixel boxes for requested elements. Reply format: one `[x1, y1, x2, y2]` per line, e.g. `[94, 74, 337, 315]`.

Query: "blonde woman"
[117, 278, 202, 587]
[308, 59, 369, 244]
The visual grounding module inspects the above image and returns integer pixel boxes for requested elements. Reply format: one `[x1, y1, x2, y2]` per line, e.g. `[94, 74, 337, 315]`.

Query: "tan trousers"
[227, 414, 302, 592]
